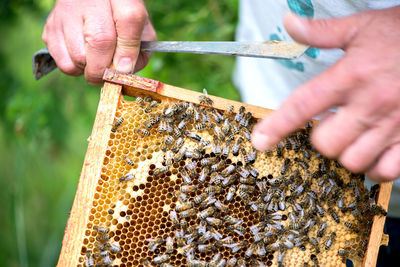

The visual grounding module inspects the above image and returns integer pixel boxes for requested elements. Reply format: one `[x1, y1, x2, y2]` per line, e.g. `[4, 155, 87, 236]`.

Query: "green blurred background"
[0, 0, 239, 266]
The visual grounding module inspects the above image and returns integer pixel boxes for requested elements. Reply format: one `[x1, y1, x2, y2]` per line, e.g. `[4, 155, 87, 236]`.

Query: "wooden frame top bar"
[103, 68, 272, 119]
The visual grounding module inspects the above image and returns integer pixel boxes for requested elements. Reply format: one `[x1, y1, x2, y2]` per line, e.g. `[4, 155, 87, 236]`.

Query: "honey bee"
[239, 112, 252, 128]
[247, 165, 259, 177]
[153, 166, 169, 177]
[180, 208, 197, 218]
[198, 207, 215, 220]
[244, 243, 256, 258]
[370, 204, 387, 216]
[276, 142, 283, 158]
[210, 253, 222, 266]
[280, 158, 291, 175]
[186, 131, 202, 142]
[235, 106, 245, 122]
[135, 96, 145, 107]
[211, 161, 225, 172]
[338, 249, 350, 257]
[118, 171, 135, 183]
[210, 108, 223, 123]
[164, 135, 175, 146]
[241, 148, 251, 164]
[239, 176, 256, 185]
[232, 124, 240, 135]
[236, 189, 250, 203]
[214, 200, 229, 213]
[277, 250, 285, 265]
[228, 224, 246, 237]
[241, 127, 251, 141]
[93, 225, 109, 235]
[205, 217, 222, 227]
[198, 167, 210, 183]
[104, 242, 121, 253]
[328, 208, 340, 223]
[198, 243, 216, 253]
[317, 222, 327, 238]
[325, 232, 336, 250]
[173, 146, 186, 162]
[370, 184, 380, 200]
[231, 137, 243, 156]
[101, 255, 112, 265]
[226, 186, 236, 202]
[200, 158, 215, 167]
[199, 88, 213, 105]
[222, 142, 231, 157]
[180, 185, 198, 193]
[153, 254, 170, 264]
[193, 193, 207, 205]
[205, 185, 222, 194]
[238, 166, 250, 178]
[180, 169, 192, 185]
[221, 118, 231, 135]
[175, 200, 194, 212]
[165, 236, 174, 254]
[301, 148, 311, 159]
[224, 215, 242, 225]
[85, 251, 94, 267]
[194, 122, 208, 132]
[111, 117, 124, 132]
[164, 103, 179, 117]
[135, 128, 150, 136]
[221, 164, 235, 176]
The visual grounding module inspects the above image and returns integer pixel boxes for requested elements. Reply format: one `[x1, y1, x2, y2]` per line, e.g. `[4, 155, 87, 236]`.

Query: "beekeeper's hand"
[42, 0, 156, 85]
[252, 6, 400, 182]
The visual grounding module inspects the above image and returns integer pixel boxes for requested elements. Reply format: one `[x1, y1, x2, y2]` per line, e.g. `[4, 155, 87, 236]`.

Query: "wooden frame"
[57, 69, 392, 266]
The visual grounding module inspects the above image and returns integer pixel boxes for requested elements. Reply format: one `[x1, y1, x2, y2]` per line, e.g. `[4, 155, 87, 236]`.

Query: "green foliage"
[0, 1, 239, 266]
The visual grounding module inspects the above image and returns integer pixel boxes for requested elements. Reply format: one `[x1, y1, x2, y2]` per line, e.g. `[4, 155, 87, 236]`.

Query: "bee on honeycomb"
[78, 92, 386, 267]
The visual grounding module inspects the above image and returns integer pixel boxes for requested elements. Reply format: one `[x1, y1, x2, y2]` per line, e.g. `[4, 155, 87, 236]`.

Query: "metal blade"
[33, 41, 308, 80]
[141, 41, 308, 60]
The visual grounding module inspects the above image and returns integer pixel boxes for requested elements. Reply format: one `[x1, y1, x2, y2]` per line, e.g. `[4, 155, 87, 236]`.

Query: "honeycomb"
[77, 92, 386, 267]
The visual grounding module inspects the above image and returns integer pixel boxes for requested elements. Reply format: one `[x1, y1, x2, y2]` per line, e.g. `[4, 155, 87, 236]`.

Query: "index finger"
[251, 58, 352, 151]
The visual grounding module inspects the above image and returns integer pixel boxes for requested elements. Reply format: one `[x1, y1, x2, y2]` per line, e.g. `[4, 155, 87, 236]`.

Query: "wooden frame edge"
[103, 68, 273, 119]
[57, 83, 122, 266]
[362, 181, 393, 267]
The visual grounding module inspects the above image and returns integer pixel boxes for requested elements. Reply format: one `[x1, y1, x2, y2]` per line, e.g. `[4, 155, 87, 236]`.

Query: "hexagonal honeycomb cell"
[77, 92, 386, 267]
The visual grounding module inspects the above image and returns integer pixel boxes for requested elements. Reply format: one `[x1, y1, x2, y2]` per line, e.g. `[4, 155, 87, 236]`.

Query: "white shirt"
[234, 0, 400, 216]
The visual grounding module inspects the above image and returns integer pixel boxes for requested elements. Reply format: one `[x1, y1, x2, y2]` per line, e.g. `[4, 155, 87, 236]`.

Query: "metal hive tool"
[57, 69, 392, 267]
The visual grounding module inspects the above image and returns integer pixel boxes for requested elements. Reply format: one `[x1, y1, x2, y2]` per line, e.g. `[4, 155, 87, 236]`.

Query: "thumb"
[111, 0, 149, 73]
[283, 12, 361, 49]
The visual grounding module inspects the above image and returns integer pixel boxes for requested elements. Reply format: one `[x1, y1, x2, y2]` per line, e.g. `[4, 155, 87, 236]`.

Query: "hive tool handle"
[32, 47, 57, 80]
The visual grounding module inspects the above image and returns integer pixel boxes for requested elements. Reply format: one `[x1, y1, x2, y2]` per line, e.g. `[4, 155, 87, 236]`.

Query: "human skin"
[252, 7, 400, 182]
[42, 0, 156, 85]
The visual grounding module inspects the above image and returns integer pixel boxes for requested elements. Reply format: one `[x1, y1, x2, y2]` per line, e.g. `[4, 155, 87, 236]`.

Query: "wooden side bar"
[57, 83, 122, 266]
[362, 181, 393, 267]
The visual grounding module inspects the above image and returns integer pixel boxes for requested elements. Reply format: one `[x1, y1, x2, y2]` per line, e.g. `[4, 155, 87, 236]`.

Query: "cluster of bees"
[85, 226, 121, 266]
[85, 90, 386, 267]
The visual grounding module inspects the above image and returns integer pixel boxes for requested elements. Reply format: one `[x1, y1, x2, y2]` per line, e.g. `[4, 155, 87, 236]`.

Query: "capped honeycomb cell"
[72, 89, 387, 267]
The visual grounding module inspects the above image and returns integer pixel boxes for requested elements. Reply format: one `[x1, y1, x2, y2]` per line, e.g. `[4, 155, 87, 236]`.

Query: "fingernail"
[116, 57, 133, 73]
[251, 131, 271, 151]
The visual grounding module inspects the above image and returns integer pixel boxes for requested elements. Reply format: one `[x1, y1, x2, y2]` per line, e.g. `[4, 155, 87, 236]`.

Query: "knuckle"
[119, 5, 149, 24]
[85, 29, 116, 51]
[70, 51, 86, 68]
